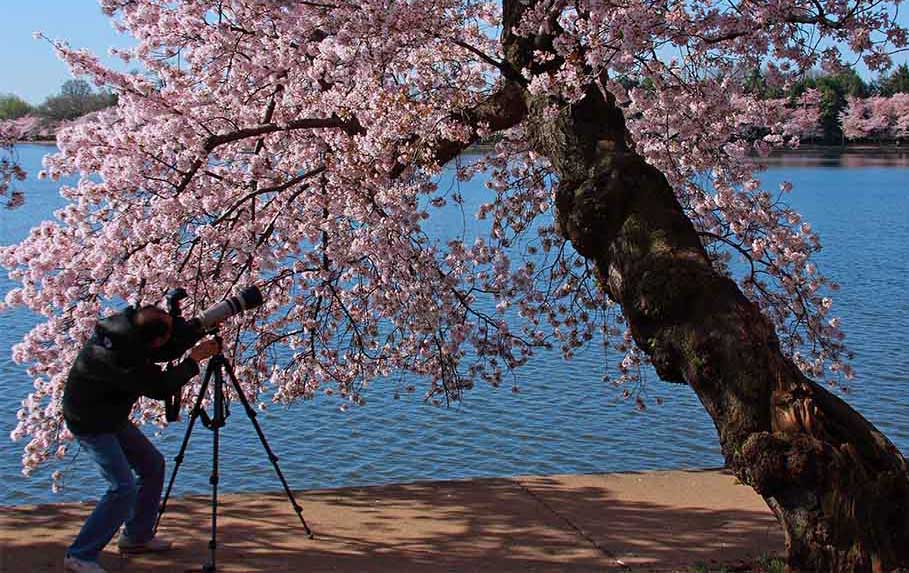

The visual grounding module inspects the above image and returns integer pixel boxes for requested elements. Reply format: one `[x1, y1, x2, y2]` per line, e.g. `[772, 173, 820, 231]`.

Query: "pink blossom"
[841, 94, 909, 141]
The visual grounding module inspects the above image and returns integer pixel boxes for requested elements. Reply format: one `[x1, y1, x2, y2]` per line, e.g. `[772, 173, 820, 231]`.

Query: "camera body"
[160, 286, 265, 421]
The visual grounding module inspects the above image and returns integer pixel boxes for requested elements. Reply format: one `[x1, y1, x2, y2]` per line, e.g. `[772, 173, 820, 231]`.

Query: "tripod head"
[201, 345, 230, 430]
[187, 331, 229, 430]
[164, 330, 225, 423]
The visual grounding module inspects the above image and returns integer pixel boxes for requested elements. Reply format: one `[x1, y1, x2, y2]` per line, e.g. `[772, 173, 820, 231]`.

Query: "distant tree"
[36, 79, 117, 122]
[841, 94, 909, 141]
[0, 94, 33, 120]
[791, 70, 869, 143]
[741, 67, 785, 99]
[878, 63, 909, 96]
[783, 89, 824, 141]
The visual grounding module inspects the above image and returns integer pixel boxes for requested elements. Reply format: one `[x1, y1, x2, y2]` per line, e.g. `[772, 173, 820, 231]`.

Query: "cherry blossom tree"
[748, 88, 824, 142]
[2, 1, 908, 570]
[896, 93, 909, 138]
[841, 93, 909, 141]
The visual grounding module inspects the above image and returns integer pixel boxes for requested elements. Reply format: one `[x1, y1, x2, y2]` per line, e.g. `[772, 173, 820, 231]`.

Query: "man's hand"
[189, 338, 221, 363]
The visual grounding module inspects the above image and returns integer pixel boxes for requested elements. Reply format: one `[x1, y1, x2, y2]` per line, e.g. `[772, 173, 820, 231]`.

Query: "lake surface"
[1, 144, 907, 506]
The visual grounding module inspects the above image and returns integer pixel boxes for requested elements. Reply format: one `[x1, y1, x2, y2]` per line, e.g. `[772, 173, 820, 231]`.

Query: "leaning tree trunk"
[492, 5, 909, 568]
[518, 81, 909, 571]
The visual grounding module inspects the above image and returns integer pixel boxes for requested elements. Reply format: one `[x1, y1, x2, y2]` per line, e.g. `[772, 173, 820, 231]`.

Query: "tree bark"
[496, 3, 909, 570]
[521, 80, 909, 572]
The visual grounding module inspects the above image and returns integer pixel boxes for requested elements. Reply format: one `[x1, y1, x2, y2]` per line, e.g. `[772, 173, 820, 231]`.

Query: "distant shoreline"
[780, 143, 906, 153]
[466, 141, 907, 156]
[16, 140, 907, 156]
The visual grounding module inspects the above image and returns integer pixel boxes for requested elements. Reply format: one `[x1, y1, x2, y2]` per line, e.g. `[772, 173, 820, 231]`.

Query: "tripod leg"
[204, 365, 225, 573]
[155, 370, 212, 534]
[222, 360, 314, 538]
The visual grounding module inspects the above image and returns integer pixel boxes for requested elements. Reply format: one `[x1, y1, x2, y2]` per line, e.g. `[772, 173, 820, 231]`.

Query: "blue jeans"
[67, 423, 165, 562]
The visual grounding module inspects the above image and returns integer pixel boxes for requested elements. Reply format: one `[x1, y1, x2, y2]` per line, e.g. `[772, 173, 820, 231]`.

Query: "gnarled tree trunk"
[496, 4, 909, 571]
[526, 80, 909, 573]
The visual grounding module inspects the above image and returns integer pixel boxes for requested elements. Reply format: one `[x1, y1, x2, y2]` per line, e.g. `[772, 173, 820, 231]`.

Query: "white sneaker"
[117, 533, 174, 554]
[63, 555, 108, 573]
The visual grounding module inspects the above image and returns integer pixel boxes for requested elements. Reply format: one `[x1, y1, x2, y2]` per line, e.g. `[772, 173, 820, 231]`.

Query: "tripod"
[154, 339, 313, 572]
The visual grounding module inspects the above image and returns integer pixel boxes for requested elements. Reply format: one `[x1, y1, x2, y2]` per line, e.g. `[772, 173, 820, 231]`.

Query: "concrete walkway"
[1, 469, 783, 572]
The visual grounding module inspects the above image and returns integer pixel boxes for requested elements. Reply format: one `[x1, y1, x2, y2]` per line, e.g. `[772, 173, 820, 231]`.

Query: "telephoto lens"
[196, 286, 264, 330]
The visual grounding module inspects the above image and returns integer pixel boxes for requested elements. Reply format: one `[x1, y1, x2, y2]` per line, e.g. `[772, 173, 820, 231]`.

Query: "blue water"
[1, 144, 907, 506]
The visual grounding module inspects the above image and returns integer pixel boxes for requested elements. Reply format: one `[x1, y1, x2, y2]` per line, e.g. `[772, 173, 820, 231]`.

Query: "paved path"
[1, 469, 783, 572]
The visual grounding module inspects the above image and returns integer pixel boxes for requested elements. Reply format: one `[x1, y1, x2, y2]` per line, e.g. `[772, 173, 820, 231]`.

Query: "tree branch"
[172, 116, 362, 196]
[390, 81, 528, 179]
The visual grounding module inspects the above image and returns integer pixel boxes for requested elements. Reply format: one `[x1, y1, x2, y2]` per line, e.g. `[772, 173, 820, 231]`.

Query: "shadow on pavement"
[0, 471, 783, 572]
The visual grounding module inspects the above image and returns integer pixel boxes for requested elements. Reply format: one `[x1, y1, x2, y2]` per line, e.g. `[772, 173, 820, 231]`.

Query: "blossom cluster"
[0, 117, 39, 209]
[841, 94, 909, 141]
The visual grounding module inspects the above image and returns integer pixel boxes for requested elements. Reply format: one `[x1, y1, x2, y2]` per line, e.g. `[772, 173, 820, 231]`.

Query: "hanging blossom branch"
[0, 117, 38, 209]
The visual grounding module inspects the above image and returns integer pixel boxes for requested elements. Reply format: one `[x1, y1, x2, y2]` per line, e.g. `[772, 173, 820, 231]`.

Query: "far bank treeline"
[618, 64, 909, 146]
[0, 79, 116, 141]
[3, 67, 909, 146]
[741, 64, 909, 145]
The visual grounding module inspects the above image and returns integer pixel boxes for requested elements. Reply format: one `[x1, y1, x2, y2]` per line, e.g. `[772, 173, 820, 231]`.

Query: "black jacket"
[63, 307, 201, 435]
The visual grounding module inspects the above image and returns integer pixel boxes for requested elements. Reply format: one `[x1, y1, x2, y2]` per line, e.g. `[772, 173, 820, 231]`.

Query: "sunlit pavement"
[0, 469, 782, 572]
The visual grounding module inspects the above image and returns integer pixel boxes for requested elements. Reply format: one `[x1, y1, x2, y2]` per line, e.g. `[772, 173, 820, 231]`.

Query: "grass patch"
[756, 555, 786, 573]
[688, 562, 730, 573]
[685, 554, 785, 573]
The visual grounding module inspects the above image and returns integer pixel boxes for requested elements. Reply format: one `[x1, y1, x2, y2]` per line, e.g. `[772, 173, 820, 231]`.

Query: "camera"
[165, 285, 264, 333]
[161, 285, 265, 421]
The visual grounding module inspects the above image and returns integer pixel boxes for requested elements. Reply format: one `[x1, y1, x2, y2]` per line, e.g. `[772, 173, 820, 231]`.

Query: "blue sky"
[0, 1, 133, 104]
[2, 1, 907, 105]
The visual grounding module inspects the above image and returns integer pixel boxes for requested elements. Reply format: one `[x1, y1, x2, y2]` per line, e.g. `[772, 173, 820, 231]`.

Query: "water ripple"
[1, 148, 907, 504]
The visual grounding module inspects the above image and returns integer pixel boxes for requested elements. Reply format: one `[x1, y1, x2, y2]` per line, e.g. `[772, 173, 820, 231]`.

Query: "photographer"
[62, 305, 220, 573]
